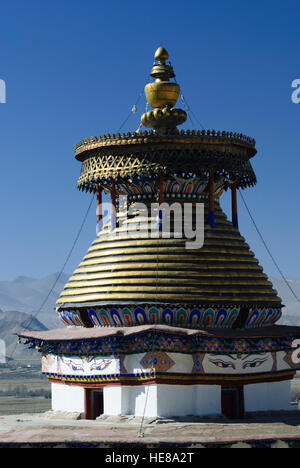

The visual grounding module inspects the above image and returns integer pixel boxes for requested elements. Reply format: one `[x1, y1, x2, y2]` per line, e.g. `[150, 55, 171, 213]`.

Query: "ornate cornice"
[19, 329, 298, 357]
[74, 130, 257, 192]
[74, 130, 256, 158]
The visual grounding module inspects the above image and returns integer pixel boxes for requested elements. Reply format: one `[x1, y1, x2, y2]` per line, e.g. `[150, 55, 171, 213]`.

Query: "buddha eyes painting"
[203, 353, 274, 374]
[42, 355, 115, 375]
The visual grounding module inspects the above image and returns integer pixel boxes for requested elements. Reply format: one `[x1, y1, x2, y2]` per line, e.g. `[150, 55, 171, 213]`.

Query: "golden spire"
[141, 47, 187, 133]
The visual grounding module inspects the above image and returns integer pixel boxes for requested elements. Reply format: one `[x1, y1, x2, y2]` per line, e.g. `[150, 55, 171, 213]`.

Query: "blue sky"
[0, 0, 299, 281]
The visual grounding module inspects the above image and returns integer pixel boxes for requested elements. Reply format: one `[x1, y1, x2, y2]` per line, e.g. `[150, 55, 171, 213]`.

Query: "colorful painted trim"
[44, 369, 295, 386]
[58, 310, 85, 327]
[23, 330, 298, 357]
[246, 308, 282, 328]
[118, 177, 224, 200]
[58, 306, 282, 329]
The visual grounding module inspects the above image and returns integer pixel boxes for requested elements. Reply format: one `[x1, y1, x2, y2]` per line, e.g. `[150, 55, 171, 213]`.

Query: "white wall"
[103, 386, 123, 415]
[194, 385, 221, 416]
[131, 385, 158, 418]
[51, 382, 85, 414]
[102, 384, 221, 418]
[244, 380, 292, 412]
[157, 385, 193, 417]
[103, 385, 158, 418]
[103, 386, 133, 415]
[51, 380, 293, 417]
[157, 385, 221, 417]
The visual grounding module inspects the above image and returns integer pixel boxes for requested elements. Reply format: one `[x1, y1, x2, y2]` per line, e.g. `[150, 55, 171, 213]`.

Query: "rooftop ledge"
[17, 324, 300, 343]
[74, 129, 257, 160]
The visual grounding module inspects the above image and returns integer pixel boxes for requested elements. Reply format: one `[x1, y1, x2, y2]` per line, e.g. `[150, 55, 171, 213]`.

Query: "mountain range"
[271, 277, 300, 326]
[0, 273, 67, 363]
[0, 273, 69, 329]
[0, 309, 47, 364]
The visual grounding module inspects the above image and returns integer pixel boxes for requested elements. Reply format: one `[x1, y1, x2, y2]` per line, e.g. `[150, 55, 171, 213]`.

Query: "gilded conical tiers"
[57, 196, 282, 329]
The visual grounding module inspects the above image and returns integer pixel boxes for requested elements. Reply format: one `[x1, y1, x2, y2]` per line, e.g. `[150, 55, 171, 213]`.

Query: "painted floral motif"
[140, 352, 175, 372]
[117, 177, 224, 198]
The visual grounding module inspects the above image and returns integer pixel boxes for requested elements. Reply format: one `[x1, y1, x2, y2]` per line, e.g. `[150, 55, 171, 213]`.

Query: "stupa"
[19, 47, 300, 420]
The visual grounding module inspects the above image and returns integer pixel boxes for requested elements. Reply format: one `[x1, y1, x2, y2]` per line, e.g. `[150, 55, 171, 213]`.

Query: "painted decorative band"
[58, 306, 282, 329]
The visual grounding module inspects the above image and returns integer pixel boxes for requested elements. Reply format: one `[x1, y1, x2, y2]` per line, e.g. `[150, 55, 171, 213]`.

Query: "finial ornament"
[141, 47, 187, 133]
[154, 46, 169, 63]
